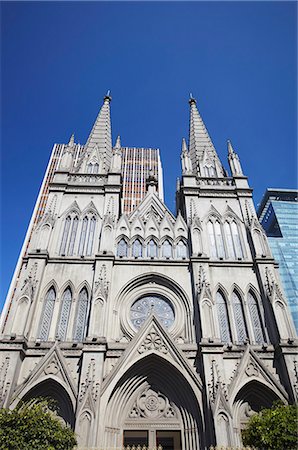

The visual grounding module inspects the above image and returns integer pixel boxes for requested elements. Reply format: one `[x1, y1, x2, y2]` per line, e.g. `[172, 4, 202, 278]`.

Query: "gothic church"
[0, 93, 297, 450]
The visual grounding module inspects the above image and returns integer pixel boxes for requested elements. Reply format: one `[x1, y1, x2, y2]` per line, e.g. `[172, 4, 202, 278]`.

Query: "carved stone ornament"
[94, 264, 109, 300]
[138, 331, 168, 355]
[44, 360, 60, 375]
[208, 359, 228, 404]
[245, 361, 259, 377]
[20, 263, 38, 299]
[129, 388, 177, 419]
[0, 356, 10, 408]
[79, 358, 100, 403]
[197, 265, 212, 299]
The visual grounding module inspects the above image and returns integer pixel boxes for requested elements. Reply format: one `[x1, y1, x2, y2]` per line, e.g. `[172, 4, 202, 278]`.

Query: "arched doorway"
[22, 378, 75, 428]
[102, 354, 204, 450]
[233, 380, 282, 446]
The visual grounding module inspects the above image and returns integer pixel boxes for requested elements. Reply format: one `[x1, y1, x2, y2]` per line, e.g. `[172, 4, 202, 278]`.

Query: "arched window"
[248, 291, 265, 344]
[216, 291, 231, 343]
[132, 239, 142, 258]
[176, 240, 188, 259]
[117, 238, 128, 257]
[57, 288, 72, 340]
[60, 216, 71, 255]
[224, 222, 236, 259]
[231, 221, 243, 258]
[204, 165, 217, 177]
[162, 239, 172, 258]
[231, 291, 247, 343]
[87, 163, 93, 174]
[78, 217, 88, 256]
[93, 163, 99, 174]
[73, 288, 89, 341]
[147, 239, 157, 258]
[67, 216, 78, 256]
[39, 287, 56, 340]
[208, 220, 225, 259]
[86, 216, 96, 256]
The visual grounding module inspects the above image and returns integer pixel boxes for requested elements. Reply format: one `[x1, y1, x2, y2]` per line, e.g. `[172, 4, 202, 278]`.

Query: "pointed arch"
[247, 290, 266, 344]
[201, 299, 215, 339]
[73, 287, 89, 341]
[12, 296, 30, 335]
[57, 287, 72, 340]
[161, 238, 173, 258]
[175, 239, 189, 259]
[231, 290, 247, 344]
[39, 286, 56, 341]
[116, 236, 129, 257]
[146, 237, 158, 258]
[216, 290, 231, 343]
[132, 237, 143, 258]
[77, 409, 94, 447]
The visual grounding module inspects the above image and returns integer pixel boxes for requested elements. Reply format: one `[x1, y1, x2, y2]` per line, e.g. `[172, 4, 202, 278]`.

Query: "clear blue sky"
[1, 1, 297, 311]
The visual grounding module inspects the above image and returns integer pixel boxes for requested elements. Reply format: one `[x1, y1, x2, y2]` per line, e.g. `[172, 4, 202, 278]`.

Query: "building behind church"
[0, 93, 297, 450]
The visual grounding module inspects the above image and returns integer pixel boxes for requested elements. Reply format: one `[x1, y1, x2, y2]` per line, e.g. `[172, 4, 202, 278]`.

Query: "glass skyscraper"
[258, 189, 298, 333]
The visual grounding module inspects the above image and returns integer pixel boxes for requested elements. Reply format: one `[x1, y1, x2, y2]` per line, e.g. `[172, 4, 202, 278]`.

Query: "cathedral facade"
[0, 93, 297, 450]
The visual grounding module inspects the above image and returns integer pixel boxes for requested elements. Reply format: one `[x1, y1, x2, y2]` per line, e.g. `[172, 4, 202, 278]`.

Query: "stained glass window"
[132, 239, 142, 258]
[147, 239, 157, 258]
[231, 291, 247, 343]
[86, 217, 96, 256]
[117, 238, 128, 257]
[60, 216, 71, 255]
[78, 217, 88, 256]
[231, 222, 243, 258]
[57, 288, 72, 340]
[216, 291, 231, 343]
[73, 288, 89, 341]
[248, 292, 265, 344]
[176, 240, 188, 259]
[67, 217, 78, 256]
[130, 295, 175, 329]
[162, 240, 172, 258]
[39, 287, 56, 340]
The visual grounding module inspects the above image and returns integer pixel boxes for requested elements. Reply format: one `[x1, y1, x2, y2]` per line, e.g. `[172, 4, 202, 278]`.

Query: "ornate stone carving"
[20, 262, 38, 299]
[265, 267, 284, 300]
[129, 388, 177, 419]
[94, 264, 109, 300]
[208, 359, 228, 404]
[245, 361, 259, 377]
[138, 331, 168, 355]
[293, 360, 298, 395]
[44, 359, 60, 375]
[197, 265, 212, 299]
[79, 359, 100, 403]
[0, 356, 10, 408]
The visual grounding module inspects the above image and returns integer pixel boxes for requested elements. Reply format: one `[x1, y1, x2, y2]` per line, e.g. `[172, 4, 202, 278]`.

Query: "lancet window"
[216, 291, 231, 343]
[176, 240, 188, 259]
[208, 220, 225, 259]
[60, 216, 71, 255]
[248, 291, 265, 344]
[73, 288, 89, 341]
[147, 239, 157, 258]
[57, 288, 72, 340]
[162, 239, 172, 258]
[132, 239, 143, 258]
[86, 216, 96, 256]
[39, 287, 56, 341]
[117, 238, 128, 257]
[231, 291, 247, 343]
[204, 165, 217, 177]
[224, 221, 243, 259]
[78, 215, 96, 256]
[87, 162, 99, 174]
[67, 216, 79, 256]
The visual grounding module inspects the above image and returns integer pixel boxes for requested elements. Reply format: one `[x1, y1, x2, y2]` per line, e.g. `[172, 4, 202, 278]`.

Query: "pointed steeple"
[227, 139, 243, 176]
[85, 91, 113, 172]
[188, 95, 224, 177]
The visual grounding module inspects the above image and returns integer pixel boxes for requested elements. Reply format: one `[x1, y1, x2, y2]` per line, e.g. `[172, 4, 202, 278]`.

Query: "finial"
[181, 138, 188, 153]
[68, 133, 75, 146]
[115, 135, 121, 149]
[227, 139, 234, 154]
[104, 90, 112, 102]
[189, 93, 197, 105]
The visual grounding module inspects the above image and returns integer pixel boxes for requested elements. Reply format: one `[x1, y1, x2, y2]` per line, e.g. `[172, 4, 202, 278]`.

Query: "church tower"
[0, 93, 297, 450]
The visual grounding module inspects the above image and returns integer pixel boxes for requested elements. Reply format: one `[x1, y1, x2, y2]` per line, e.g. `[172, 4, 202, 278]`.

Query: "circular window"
[130, 295, 175, 329]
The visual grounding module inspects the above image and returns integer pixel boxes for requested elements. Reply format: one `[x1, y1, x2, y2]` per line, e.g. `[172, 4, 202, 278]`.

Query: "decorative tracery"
[73, 288, 89, 341]
[57, 288, 72, 340]
[39, 287, 56, 340]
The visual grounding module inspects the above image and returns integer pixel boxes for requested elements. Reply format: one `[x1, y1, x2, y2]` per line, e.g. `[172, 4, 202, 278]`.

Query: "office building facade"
[258, 189, 298, 333]
[0, 94, 297, 450]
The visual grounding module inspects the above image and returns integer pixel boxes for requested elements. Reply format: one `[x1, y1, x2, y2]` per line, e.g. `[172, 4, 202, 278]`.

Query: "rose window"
[130, 295, 175, 329]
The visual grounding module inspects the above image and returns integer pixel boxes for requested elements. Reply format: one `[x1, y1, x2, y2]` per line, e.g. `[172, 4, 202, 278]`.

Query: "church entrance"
[123, 429, 181, 449]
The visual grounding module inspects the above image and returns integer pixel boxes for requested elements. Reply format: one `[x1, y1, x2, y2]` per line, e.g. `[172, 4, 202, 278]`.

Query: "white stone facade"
[0, 94, 297, 450]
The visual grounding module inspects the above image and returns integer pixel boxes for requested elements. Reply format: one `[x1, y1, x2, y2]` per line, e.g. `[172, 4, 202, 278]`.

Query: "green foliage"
[242, 401, 298, 450]
[0, 397, 77, 450]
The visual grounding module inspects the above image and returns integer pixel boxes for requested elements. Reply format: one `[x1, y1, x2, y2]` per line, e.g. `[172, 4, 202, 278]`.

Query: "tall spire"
[85, 91, 113, 170]
[188, 95, 224, 176]
[227, 139, 243, 176]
